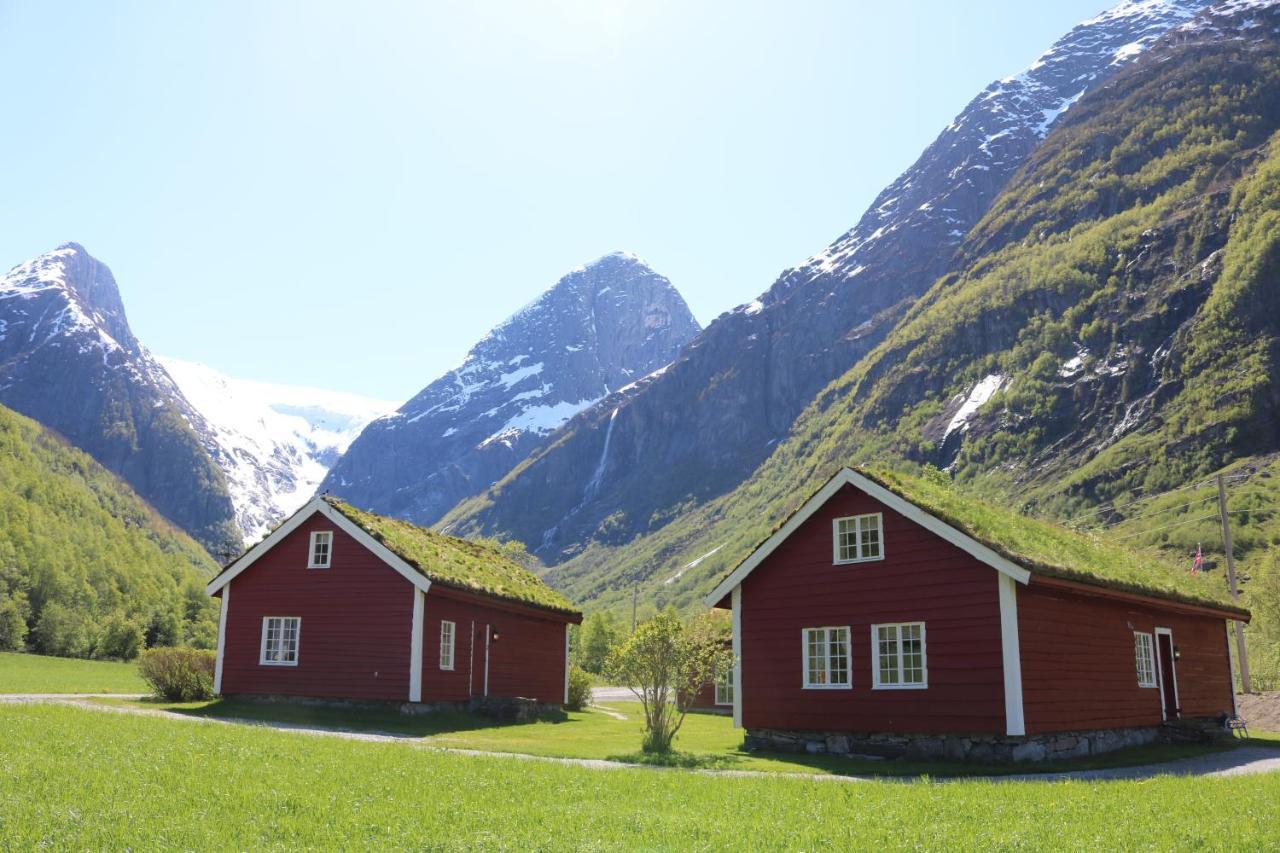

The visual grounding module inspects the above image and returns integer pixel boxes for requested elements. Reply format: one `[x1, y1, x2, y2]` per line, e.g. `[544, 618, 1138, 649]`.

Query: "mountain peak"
[1, 242, 136, 355]
[321, 254, 701, 527]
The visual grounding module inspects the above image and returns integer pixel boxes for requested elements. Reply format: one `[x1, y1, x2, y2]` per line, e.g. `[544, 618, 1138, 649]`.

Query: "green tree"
[33, 602, 92, 658]
[0, 592, 28, 651]
[94, 611, 145, 660]
[575, 611, 621, 674]
[605, 611, 732, 753]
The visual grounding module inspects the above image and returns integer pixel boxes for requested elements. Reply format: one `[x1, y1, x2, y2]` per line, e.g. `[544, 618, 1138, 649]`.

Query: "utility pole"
[1217, 474, 1251, 694]
[631, 586, 638, 633]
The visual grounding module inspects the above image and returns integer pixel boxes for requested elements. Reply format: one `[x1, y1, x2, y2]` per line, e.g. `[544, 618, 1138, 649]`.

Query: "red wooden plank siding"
[1017, 582, 1234, 733]
[221, 515, 414, 701]
[420, 588, 569, 704]
[741, 483, 1006, 735]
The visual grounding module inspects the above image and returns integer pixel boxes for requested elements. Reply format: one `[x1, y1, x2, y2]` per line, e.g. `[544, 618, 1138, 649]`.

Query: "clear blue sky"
[0, 0, 1106, 401]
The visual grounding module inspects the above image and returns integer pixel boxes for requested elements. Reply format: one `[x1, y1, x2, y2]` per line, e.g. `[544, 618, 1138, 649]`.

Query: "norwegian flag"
[1192, 543, 1203, 576]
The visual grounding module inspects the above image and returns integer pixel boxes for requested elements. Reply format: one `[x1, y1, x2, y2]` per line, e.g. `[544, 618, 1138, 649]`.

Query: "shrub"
[566, 665, 592, 711]
[138, 647, 216, 700]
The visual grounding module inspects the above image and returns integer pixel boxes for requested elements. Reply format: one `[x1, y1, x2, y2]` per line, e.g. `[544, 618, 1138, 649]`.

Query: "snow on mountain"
[321, 251, 701, 527]
[159, 357, 397, 542]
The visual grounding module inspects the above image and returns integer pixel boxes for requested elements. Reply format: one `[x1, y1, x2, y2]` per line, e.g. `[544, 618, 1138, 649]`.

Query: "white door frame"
[1154, 626, 1181, 720]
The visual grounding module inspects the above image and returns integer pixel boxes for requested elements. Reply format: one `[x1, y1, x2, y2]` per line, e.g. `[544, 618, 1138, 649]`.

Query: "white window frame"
[1135, 631, 1157, 688]
[440, 620, 456, 671]
[871, 622, 928, 689]
[832, 513, 884, 564]
[307, 530, 334, 569]
[802, 626, 852, 689]
[715, 667, 734, 706]
[259, 616, 301, 666]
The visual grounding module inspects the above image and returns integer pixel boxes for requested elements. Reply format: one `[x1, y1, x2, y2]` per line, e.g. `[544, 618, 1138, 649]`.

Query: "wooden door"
[1156, 629, 1180, 720]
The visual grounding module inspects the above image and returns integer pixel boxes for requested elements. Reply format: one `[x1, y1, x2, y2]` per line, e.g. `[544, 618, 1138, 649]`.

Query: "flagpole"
[1217, 474, 1251, 694]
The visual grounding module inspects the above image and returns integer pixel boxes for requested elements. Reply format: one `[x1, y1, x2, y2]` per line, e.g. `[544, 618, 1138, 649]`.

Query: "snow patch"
[944, 374, 1006, 441]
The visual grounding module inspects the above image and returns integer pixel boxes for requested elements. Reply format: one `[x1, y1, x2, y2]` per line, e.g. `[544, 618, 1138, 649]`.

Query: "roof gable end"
[703, 468, 1031, 607]
[205, 498, 431, 596]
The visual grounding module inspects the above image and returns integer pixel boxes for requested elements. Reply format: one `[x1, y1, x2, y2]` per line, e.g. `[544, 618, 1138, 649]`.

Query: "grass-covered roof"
[325, 499, 579, 615]
[739, 468, 1247, 616]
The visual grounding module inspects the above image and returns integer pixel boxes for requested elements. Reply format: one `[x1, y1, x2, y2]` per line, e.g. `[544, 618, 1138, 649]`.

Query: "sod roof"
[325, 498, 579, 615]
[724, 468, 1247, 617]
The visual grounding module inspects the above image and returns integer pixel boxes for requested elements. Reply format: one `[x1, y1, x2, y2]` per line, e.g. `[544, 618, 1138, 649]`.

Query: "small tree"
[576, 611, 621, 674]
[605, 611, 732, 753]
[0, 592, 28, 651]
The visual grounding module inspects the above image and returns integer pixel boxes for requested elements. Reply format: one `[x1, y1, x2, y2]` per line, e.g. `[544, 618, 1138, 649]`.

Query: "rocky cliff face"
[0, 244, 240, 554]
[441, 0, 1211, 562]
[322, 251, 701, 525]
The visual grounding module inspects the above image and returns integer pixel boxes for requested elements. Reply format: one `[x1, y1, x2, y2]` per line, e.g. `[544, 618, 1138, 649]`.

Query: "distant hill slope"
[323, 251, 701, 527]
[0, 244, 240, 555]
[525, 0, 1280, 632]
[440, 0, 1211, 565]
[0, 402, 219, 658]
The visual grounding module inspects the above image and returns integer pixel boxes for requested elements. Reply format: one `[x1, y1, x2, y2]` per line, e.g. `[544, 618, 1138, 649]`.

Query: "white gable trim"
[703, 468, 1031, 608]
[213, 582, 229, 695]
[205, 498, 433, 596]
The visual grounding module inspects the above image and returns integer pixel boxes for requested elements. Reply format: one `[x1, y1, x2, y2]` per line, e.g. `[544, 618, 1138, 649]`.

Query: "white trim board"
[213, 582, 230, 695]
[998, 574, 1025, 736]
[206, 498, 432, 596]
[409, 589, 424, 702]
[703, 468, 1030, 608]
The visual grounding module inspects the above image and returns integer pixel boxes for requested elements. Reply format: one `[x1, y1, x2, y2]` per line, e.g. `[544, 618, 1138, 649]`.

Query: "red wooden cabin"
[705, 469, 1249, 761]
[206, 497, 581, 706]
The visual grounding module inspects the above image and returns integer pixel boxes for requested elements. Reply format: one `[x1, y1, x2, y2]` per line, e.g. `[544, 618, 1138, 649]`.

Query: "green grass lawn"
[95, 695, 1269, 779]
[1, 703, 1278, 849]
[0, 651, 148, 694]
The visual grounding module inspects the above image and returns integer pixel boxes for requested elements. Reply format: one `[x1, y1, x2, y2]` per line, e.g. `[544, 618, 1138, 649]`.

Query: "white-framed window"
[715, 667, 734, 706]
[803, 627, 851, 688]
[440, 620, 456, 670]
[260, 616, 300, 666]
[833, 513, 883, 563]
[308, 531, 333, 569]
[1135, 631, 1157, 688]
[872, 622, 927, 689]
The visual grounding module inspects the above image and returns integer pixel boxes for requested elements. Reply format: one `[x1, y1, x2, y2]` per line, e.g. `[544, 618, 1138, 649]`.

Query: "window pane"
[836, 519, 858, 562]
[829, 628, 849, 685]
[807, 630, 828, 684]
[860, 515, 881, 558]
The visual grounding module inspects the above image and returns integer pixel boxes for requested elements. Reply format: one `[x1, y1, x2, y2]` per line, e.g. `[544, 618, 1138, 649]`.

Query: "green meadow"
[2, 703, 1279, 850]
[0, 651, 148, 694]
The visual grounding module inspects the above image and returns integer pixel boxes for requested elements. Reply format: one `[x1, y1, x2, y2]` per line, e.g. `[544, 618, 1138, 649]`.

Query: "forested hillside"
[0, 403, 219, 659]
[537, 1, 1280, 685]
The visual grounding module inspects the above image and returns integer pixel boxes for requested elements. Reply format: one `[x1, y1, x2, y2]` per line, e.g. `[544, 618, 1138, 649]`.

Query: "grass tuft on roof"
[324, 498, 579, 615]
[859, 468, 1245, 615]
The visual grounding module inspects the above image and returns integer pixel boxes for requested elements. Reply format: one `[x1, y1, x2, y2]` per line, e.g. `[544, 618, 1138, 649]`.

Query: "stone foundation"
[744, 717, 1228, 763]
[230, 693, 561, 721]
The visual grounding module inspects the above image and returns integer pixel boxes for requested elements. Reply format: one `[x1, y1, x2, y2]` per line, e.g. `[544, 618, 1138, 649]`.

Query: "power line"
[1109, 513, 1219, 541]
[1089, 495, 1217, 529]
[1065, 482, 1209, 525]
[1065, 466, 1262, 526]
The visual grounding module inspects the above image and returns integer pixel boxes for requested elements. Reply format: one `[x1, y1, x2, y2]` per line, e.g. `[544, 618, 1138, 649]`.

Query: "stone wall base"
[744, 717, 1228, 763]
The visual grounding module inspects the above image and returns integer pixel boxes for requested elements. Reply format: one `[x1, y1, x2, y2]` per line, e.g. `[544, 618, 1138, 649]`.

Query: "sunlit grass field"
[2, 703, 1279, 850]
[0, 651, 147, 694]
[96, 695, 1252, 779]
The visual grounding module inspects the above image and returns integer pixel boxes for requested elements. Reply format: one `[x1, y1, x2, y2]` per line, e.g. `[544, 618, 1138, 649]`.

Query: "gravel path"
[3, 694, 1277, 784]
[591, 686, 635, 704]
